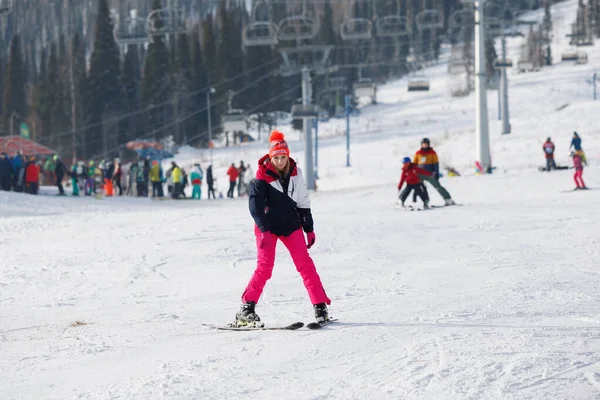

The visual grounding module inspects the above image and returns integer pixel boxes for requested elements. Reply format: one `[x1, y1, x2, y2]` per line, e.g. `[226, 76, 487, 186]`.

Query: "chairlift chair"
[114, 10, 150, 45]
[0, 0, 12, 14]
[291, 104, 320, 119]
[278, 16, 319, 41]
[340, 18, 373, 41]
[375, 15, 410, 37]
[147, 8, 186, 36]
[243, 22, 279, 46]
[354, 78, 377, 98]
[561, 49, 578, 62]
[408, 77, 430, 92]
[243, 1, 279, 47]
[415, 9, 444, 32]
[222, 110, 247, 132]
[494, 58, 513, 68]
[517, 60, 534, 72]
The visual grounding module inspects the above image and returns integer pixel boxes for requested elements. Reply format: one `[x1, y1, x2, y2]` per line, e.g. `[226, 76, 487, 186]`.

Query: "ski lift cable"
[95, 83, 303, 160]
[36, 57, 281, 144]
[90, 80, 301, 160]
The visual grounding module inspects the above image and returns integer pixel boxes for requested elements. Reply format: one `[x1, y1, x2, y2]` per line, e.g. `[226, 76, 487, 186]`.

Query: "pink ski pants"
[242, 226, 331, 306]
[574, 169, 585, 188]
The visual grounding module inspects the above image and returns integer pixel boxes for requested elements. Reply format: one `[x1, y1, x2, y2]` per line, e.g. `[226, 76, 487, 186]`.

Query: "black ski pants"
[400, 183, 427, 204]
[207, 183, 216, 199]
[227, 181, 236, 198]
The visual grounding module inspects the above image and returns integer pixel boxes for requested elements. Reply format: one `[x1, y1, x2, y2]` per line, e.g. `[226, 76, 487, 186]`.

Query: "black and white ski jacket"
[249, 154, 314, 237]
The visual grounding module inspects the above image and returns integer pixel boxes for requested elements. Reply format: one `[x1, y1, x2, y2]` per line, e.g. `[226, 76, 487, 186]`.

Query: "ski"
[203, 321, 304, 331]
[561, 188, 593, 193]
[306, 319, 338, 330]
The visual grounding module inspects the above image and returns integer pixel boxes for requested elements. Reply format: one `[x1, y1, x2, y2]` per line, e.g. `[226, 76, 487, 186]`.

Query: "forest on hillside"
[0, 0, 594, 161]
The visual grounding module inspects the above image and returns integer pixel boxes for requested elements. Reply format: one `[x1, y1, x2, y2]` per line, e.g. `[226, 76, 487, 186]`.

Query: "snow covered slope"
[2, 1, 600, 399]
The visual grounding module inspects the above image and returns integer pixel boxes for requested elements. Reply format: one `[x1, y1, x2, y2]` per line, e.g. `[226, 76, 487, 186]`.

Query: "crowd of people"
[0, 131, 592, 202]
[0, 153, 255, 200]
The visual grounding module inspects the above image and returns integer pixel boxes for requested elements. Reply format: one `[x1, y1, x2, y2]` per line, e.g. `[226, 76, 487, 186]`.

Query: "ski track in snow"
[3, 1, 600, 398]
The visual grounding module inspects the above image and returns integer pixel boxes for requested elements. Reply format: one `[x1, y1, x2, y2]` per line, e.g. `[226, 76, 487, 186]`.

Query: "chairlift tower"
[460, 0, 491, 173]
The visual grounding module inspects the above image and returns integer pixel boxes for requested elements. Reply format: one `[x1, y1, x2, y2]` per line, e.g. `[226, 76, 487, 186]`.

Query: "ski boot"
[233, 301, 264, 328]
[313, 303, 330, 324]
[444, 198, 456, 206]
[423, 201, 430, 210]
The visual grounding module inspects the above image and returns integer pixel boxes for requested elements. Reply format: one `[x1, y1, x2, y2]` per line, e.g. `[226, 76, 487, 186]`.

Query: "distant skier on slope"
[570, 132, 587, 166]
[543, 137, 557, 171]
[397, 157, 431, 209]
[234, 130, 331, 327]
[413, 138, 455, 206]
[571, 151, 587, 190]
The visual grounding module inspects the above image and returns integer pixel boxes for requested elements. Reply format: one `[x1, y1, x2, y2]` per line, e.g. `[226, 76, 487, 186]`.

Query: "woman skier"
[234, 130, 331, 327]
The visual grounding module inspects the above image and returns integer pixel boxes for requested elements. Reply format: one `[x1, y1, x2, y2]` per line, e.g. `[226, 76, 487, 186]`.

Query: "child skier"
[235, 130, 331, 327]
[397, 157, 433, 208]
[190, 163, 203, 199]
[571, 151, 587, 190]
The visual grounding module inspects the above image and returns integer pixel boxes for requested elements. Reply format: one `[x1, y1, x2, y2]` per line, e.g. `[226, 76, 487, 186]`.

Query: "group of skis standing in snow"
[542, 131, 588, 190]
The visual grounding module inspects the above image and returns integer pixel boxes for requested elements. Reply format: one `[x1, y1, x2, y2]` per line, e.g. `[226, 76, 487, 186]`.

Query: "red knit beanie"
[269, 130, 290, 158]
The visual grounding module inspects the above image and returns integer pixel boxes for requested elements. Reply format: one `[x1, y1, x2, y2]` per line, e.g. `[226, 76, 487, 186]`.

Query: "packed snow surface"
[2, 0, 600, 399]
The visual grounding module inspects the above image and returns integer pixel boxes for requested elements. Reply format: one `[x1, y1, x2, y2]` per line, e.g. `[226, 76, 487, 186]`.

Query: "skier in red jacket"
[397, 157, 433, 208]
[25, 157, 40, 195]
[226, 163, 239, 198]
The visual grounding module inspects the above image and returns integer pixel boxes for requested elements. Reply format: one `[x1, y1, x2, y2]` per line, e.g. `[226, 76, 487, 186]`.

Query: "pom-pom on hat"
[269, 130, 290, 158]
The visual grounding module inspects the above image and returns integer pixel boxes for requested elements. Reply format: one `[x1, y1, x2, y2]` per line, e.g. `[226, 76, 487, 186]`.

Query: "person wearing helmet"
[397, 157, 431, 209]
[413, 138, 455, 206]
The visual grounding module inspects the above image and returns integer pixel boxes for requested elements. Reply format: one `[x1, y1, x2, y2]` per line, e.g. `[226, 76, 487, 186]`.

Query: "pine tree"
[120, 46, 142, 144]
[201, 15, 217, 87]
[86, 0, 121, 156]
[31, 49, 51, 145]
[216, 1, 245, 106]
[201, 15, 219, 141]
[71, 32, 88, 158]
[542, 0, 553, 65]
[141, 0, 172, 141]
[2, 35, 27, 135]
[173, 33, 193, 144]
[189, 27, 208, 146]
